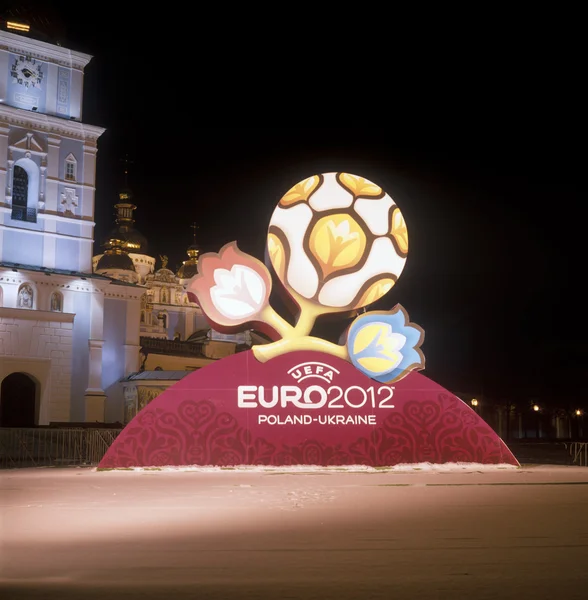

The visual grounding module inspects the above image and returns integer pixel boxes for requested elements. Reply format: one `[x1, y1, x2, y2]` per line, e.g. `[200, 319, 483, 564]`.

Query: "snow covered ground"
[110, 461, 520, 473]
[2, 464, 588, 599]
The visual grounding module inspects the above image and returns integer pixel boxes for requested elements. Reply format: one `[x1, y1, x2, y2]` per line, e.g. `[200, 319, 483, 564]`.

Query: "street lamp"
[533, 404, 541, 439]
[471, 399, 478, 407]
[576, 409, 582, 416]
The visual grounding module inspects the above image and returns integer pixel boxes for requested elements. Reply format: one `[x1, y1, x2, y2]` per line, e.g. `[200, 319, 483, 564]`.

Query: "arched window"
[11, 157, 39, 223]
[161, 288, 168, 304]
[12, 165, 28, 209]
[50, 291, 63, 312]
[140, 311, 145, 323]
[17, 283, 34, 309]
[65, 153, 77, 182]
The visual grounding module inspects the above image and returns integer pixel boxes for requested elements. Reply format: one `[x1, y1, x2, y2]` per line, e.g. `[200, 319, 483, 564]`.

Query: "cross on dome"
[177, 222, 201, 279]
[120, 154, 134, 186]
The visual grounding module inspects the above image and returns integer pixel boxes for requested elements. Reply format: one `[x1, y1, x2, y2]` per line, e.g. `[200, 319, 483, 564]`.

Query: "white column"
[0, 123, 10, 200]
[45, 64, 58, 115]
[4, 159, 13, 200]
[80, 141, 98, 272]
[42, 136, 60, 270]
[79, 237, 94, 273]
[85, 289, 106, 422]
[123, 297, 141, 375]
[184, 306, 191, 340]
[70, 68, 84, 120]
[45, 136, 61, 212]
[0, 51, 8, 104]
[42, 231, 56, 269]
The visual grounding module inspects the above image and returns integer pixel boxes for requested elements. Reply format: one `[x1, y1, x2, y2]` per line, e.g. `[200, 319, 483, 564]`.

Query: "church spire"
[122, 154, 132, 187]
[101, 154, 148, 255]
[177, 222, 200, 279]
[115, 154, 136, 223]
[188, 222, 199, 257]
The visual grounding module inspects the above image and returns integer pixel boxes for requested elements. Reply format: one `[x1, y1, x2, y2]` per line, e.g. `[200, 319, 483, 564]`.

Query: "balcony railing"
[11, 206, 37, 223]
[140, 336, 205, 357]
[0, 427, 121, 469]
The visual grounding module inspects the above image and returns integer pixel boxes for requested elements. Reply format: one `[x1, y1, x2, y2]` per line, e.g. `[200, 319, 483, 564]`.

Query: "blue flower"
[346, 304, 425, 383]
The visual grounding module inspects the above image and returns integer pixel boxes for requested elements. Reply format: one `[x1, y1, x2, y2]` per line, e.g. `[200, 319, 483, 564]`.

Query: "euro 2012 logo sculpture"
[189, 172, 425, 384]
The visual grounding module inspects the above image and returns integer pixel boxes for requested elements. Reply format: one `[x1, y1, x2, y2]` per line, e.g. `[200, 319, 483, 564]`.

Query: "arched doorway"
[0, 373, 37, 427]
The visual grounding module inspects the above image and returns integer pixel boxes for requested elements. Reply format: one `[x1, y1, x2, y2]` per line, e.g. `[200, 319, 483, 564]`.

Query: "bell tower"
[0, 20, 104, 272]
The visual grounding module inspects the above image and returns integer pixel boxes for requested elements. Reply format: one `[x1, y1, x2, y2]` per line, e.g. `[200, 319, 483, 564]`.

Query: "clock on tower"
[11, 55, 43, 88]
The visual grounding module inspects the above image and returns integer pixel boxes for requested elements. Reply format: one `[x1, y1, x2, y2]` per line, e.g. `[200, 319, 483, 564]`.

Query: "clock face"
[11, 56, 43, 88]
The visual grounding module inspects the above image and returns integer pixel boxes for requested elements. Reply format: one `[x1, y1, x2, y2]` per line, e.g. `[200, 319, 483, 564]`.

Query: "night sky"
[4, 5, 584, 402]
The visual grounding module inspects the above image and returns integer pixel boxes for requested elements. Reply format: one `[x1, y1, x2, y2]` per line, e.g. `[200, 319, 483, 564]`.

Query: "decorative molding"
[0, 221, 94, 241]
[0, 104, 105, 142]
[0, 306, 75, 322]
[44, 177, 96, 192]
[103, 282, 146, 300]
[0, 205, 95, 225]
[0, 31, 92, 71]
[12, 132, 45, 152]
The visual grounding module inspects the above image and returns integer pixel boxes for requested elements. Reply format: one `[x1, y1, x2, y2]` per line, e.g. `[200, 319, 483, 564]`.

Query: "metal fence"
[565, 441, 588, 467]
[0, 428, 121, 469]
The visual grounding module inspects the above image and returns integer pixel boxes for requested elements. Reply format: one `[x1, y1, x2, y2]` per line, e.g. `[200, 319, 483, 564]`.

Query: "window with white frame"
[65, 154, 76, 181]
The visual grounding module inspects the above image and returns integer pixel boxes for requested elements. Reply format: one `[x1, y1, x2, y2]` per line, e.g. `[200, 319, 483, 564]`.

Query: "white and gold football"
[267, 172, 408, 312]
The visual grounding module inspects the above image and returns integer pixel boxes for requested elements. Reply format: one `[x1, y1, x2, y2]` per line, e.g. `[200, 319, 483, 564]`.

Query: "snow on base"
[97, 462, 519, 473]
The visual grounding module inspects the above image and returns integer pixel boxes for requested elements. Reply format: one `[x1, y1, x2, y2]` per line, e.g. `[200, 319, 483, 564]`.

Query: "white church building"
[0, 26, 151, 427]
[0, 24, 257, 428]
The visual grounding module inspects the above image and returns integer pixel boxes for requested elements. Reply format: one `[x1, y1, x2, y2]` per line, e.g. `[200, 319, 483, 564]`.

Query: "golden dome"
[96, 239, 136, 272]
[103, 185, 149, 254]
[177, 259, 198, 279]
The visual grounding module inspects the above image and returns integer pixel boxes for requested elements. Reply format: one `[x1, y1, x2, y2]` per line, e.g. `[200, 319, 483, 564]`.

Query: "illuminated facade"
[90, 190, 261, 421]
[0, 27, 143, 426]
[92, 195, 210, 343]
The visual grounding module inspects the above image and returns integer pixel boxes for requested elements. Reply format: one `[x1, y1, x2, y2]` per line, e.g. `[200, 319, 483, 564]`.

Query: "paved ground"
[2, 465, 588, 599]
